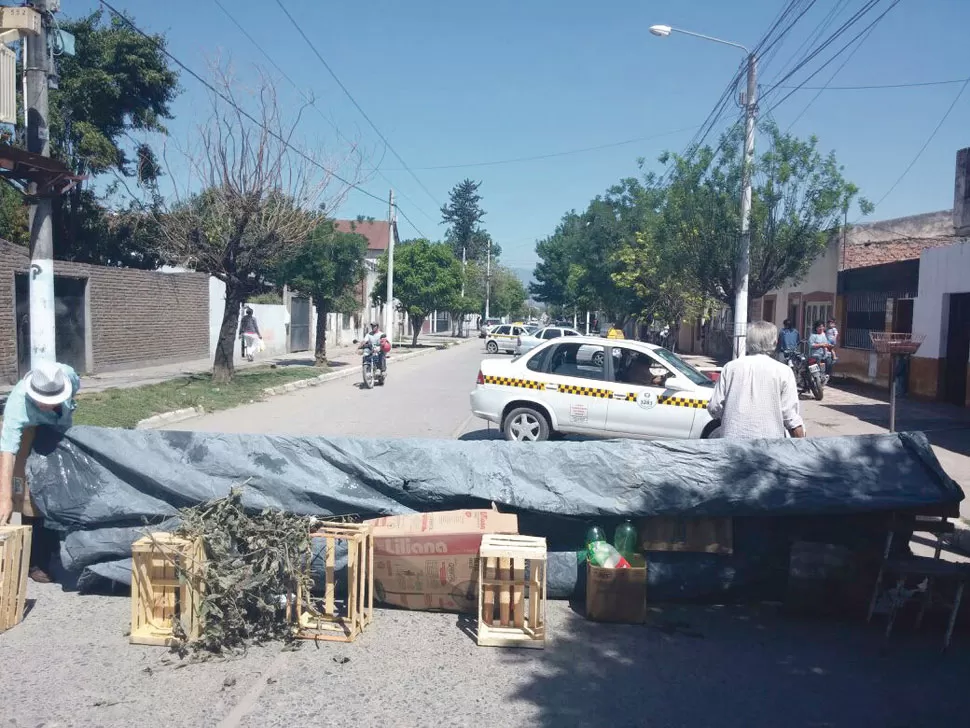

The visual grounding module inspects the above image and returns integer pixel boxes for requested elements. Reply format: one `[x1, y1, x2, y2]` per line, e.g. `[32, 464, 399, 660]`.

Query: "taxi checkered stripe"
[483, 375, 706, 407]
[557, 383, 611, 398]
[657, 395, 707, 409]
[483, 375, 544, 390]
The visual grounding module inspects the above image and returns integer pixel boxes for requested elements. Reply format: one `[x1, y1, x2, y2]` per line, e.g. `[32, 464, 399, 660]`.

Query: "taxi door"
[603, 345, 698, 439]
[539, 341, 610, 435]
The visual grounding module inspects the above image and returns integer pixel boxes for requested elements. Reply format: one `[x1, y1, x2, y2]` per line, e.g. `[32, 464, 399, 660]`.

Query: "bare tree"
[157, 67, 359, 382]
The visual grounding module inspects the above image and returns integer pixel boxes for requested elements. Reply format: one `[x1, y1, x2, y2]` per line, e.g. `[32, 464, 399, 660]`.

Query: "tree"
[489, 267, 528, 319]
[441, 179, 487, 262]
[0, 183, 28, 246]
[156, 69, 357, 382]
[660, 121, 869, 314]
[48, 10, 179, 264]
[277, 219, 367, 365]
[372, 239, 462, 346]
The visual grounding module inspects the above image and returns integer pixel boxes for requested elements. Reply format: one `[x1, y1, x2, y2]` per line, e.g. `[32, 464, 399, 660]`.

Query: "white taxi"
[484, 323, 531, 354]
[470, 336, 719, 441]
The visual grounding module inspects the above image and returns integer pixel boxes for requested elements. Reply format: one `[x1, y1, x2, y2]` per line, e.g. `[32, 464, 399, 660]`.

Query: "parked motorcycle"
[783, 348, 824, 401]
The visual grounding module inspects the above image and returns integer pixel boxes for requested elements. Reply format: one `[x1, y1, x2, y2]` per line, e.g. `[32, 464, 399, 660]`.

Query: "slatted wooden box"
[0, 525, 31, 633]
[291, 522, 374, 643]
[477, 534, 547, 649]
[130, 533, 206, 646]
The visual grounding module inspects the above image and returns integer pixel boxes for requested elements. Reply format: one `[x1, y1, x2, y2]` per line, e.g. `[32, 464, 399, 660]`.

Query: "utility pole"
[733, 52, 757, 359]
[484, 235, 491, 321]
[26, 0, 55, 367]
[385, 190, 395, 345]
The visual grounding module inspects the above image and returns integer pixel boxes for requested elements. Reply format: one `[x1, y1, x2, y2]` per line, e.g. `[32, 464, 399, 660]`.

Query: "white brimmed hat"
[24, 361, 73, 406]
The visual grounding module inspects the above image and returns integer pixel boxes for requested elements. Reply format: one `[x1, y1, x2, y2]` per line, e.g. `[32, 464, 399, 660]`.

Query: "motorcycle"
[354, 338, 386, 389]
[783, 348, 824, 401]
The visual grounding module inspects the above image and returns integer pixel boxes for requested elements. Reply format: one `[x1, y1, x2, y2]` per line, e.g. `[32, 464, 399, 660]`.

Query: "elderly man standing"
[707, 321, 805, 439]
[1, 360, 80, 581]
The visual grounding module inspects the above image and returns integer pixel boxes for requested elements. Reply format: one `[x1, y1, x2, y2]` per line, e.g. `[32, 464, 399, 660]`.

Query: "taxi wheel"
[486, 340, 499, 354]
[503, 407, 550, 442]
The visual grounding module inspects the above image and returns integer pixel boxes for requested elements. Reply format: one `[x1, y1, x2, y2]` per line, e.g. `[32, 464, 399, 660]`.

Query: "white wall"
[912, 240, 970, 360]
[761, 238, 840, 327]
[209, 278, 288, 361]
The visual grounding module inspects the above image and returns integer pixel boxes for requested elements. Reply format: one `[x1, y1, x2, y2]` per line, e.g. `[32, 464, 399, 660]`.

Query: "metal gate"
[290, 297, 310, 352]
[15, 273, 87, 376]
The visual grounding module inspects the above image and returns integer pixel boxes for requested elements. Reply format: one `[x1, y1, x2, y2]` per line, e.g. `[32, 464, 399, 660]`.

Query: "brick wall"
[1, 241, 209, 384]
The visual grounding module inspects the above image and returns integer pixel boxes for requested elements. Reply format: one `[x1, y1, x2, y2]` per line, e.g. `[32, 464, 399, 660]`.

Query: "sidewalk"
[2, 333, 466, 398]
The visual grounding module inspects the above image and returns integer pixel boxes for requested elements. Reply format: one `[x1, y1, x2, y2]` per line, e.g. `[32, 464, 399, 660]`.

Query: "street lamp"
[650, 23, 757, 359]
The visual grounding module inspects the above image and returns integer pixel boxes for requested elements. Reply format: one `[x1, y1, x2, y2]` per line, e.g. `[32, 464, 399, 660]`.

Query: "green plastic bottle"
[614, 520, 638, 559]
[585, 525, 607, 547]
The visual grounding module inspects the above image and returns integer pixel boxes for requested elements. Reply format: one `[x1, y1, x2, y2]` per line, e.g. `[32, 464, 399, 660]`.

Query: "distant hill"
[510, 266, 535, 289]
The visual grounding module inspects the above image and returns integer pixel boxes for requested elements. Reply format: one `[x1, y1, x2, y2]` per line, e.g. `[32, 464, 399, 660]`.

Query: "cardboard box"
[585, 555, 647, 624]
[639, 516, 733, 555]
[365, 509, 518, 612]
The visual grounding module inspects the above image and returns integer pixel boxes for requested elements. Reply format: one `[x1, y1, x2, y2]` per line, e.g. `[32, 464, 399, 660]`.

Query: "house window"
[843, 293, 887, 350]
[762, 298, 776, 324]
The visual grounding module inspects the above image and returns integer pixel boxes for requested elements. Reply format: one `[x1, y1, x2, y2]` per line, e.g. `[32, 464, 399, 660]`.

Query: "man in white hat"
[0, 361, 80, 580]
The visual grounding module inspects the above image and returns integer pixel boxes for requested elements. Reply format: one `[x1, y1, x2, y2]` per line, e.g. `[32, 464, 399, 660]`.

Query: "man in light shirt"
[707, 321, 806, 439]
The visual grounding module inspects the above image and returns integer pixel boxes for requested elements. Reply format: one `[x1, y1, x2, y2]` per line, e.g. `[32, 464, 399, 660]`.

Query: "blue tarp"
[25, 426, 962, 599]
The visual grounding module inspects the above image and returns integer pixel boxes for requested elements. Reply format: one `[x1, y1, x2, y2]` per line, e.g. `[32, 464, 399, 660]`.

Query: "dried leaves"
[171, 490, 315, 659]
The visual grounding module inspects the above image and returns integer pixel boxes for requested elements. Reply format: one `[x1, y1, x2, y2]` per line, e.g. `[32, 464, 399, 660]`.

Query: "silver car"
[514, 326, 605, 366]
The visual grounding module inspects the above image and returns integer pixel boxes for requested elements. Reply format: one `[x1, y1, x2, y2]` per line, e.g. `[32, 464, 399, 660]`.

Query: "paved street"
[4, 341, 970, 727]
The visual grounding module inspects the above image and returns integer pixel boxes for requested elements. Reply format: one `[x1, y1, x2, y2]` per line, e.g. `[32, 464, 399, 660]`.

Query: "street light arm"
[658, 25, 750, 54]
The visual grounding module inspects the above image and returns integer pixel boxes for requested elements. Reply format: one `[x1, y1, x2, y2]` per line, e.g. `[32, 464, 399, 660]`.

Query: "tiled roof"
[335, 220, 393, 252]
[842, 237, 959, 270]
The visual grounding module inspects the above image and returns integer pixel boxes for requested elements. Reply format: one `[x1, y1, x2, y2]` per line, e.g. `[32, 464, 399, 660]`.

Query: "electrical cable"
[273, 0, 442, 210]
[212, 0, 439, 226]
[98, 0, 393, 208]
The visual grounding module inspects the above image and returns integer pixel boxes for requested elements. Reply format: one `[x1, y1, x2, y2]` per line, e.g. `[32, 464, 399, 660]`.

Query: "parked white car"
[484, 323, 532, 354]
[470, 337, 719, 441]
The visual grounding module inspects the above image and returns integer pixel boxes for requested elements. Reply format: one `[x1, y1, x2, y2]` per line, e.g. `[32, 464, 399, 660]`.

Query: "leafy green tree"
[0, 183, 28, 246]
[660, 121, 870, 314]
[441, 179, 489, 262]
[372, 239, 463, 345]
[489, 267, 528, 319]
[48, 10, 179, 263]
[277, 220, 367, 365]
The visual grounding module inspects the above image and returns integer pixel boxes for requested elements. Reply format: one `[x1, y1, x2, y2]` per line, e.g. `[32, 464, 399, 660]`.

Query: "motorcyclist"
[358, 322, 387, 372]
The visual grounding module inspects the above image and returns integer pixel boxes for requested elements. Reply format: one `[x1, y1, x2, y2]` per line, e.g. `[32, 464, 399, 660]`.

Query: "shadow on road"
[499, 603, 970, 727]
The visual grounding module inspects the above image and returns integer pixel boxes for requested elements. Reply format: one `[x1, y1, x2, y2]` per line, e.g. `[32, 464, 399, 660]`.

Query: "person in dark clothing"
[238, 307, 262, 362]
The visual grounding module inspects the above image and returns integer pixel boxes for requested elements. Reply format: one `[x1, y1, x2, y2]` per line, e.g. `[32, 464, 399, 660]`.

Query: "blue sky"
[82, 0, 970, 271]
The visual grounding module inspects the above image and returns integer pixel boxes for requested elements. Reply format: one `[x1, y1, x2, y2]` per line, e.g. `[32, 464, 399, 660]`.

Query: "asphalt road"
[174, 340, 498, 440]
[4, 340, 970, 727]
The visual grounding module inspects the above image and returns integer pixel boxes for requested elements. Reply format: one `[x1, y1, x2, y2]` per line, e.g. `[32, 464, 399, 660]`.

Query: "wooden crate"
[130, 533, 206, 647]
[291, 522, 373, 643]
[0, 525, 31, 633]
[478, 534, 547, 649]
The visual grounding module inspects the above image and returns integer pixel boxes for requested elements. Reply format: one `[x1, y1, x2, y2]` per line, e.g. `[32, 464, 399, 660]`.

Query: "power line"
[779, 77, 970, 90]
[375, 125, 701, 171]
[762, 0, 901, 117]
[98, 0, 391, 207]
[761, 0, 889, 100]
[392, 204, 428, 239]
[212, 0, 439, 226]
[866, 76, 970, 213]
[273, 0, 442, 211]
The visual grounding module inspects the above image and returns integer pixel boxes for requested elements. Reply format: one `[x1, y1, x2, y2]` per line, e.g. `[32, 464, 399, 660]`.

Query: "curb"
[136, 406, 206, 430]
[137, 340, 467, 430]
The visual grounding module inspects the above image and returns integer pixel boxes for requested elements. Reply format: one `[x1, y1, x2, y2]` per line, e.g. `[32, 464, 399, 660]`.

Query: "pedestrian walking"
[707, 321, 806, 440]
[239, 306, 263, 362]
[0, 360, 81, 581]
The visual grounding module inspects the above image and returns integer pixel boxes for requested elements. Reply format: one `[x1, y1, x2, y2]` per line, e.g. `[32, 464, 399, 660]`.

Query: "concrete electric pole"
[484, 235, 491, 321]
[385, 189, 395, 345]
[649, 24, 757, 359]
[733, 53, 757, 359]
[26, 0, 55, 367]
